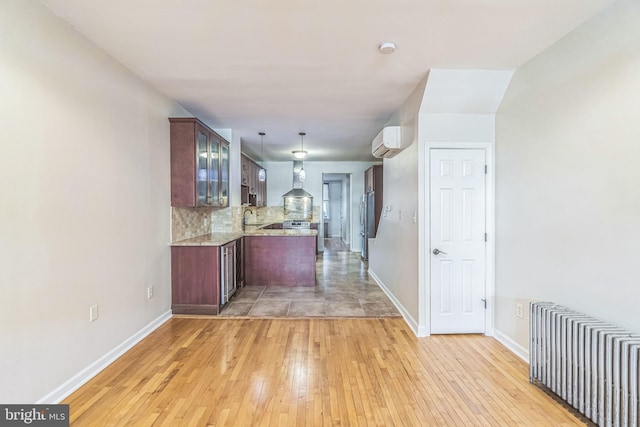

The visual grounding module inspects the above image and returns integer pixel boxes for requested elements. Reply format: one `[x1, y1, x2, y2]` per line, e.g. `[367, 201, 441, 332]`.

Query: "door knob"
[432, 248, 447, 255]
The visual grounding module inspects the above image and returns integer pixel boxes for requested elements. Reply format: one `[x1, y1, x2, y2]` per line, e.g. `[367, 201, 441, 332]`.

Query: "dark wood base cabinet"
[244, 235, 316, 287]
[171, 246, 220, 315]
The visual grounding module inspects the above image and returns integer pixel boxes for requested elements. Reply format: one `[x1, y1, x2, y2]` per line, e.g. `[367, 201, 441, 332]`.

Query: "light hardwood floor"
[64, 317, 585, 426]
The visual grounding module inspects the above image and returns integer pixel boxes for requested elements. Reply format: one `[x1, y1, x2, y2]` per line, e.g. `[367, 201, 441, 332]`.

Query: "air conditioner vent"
[372, 126, 403, 158]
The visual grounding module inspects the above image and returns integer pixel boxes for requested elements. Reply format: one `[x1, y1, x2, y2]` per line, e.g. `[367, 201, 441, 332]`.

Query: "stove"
[283, 220, 311, 229]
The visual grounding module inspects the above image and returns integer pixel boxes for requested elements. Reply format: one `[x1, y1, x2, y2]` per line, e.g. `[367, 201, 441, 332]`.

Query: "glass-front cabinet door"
[197, 129, 209, 206]
[208, 136, 220, 206]
[170, 117, 231, 208]
[195, 126, 229, 208]
[220, 142, 229, 206]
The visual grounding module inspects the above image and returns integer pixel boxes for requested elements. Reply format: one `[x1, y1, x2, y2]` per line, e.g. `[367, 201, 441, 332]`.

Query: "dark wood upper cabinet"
[365, 167, 374, 193]
[241, 153, 267, 206]
[365, 165, 383, 194]
[365, 165, 383, 237]
[170, 118, 230, 208]
[257, 177, 267, 206]
[241, 155, 250, 187]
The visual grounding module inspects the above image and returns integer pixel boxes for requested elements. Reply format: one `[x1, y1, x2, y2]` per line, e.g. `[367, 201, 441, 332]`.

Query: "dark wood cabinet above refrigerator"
[365, 165, 383, 238]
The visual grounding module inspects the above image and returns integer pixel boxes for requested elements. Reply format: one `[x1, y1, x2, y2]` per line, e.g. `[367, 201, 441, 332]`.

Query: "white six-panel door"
[430, 149, 487, 334]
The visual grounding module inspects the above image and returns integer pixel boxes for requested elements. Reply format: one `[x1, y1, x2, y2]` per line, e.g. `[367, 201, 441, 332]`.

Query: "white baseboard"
[368, 269, 427, 337]
[493, 328, 529, 363]
[38, 310, 172, 404]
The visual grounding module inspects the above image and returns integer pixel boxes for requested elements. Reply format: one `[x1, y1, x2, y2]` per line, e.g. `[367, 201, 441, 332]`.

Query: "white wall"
[495, 0, 640, 350]
[368, 78, 426, 332]
[264, 161, 375, 251]
[422, 114, 495, 143]
[0, 0, 189, 402]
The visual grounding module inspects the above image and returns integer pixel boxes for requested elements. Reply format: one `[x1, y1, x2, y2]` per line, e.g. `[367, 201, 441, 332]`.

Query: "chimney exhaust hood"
[282, 160, 313, 199]
[282, 160, 313, 220]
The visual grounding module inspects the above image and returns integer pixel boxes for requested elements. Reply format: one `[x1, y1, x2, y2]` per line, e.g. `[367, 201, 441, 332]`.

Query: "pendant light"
[292, 132, 307, 159]
[258, 132, 266, 182]
[297, 132, 306, 181]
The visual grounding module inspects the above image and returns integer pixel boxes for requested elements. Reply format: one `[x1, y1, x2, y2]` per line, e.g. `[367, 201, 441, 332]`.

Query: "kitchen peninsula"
[243, 227, 317, 287]
[170, 224, 318, 315]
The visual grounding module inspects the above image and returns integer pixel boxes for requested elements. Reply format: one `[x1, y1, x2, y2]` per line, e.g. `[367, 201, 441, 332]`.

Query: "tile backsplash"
[210, 207, 240, 233]
[242, 206, 284, 225]
[171, 205, 323, 242]
[241, 206, 321, 225]
[171, 207, 213, 241]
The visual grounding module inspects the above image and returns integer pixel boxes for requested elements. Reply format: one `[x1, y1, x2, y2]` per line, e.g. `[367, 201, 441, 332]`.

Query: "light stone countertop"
[170, 227, 318, 247]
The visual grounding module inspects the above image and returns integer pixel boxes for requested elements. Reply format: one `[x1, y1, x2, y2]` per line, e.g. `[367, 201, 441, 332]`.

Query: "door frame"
[321, 173, 353, 252]
[326, 180, 343, 238]
[422, 142, 495, 337]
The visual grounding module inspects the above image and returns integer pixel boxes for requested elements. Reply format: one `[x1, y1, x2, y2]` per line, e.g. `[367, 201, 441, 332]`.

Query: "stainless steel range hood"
[282, 160, 313, 198]
[282, 188, 313, 198]
[282, 160, 313, 220]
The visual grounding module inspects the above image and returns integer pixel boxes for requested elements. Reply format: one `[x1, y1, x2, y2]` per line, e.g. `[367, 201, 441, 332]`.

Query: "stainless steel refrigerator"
[360, 192, 375, 260]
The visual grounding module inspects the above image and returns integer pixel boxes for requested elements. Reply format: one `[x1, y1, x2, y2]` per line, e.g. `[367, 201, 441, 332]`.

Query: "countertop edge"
[170, 229, 318, 246]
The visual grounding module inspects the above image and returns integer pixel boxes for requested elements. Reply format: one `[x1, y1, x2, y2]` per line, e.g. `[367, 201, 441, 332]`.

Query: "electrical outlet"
[147, 286, 153, 299]
[89, 304, 99, 322]
[412, 212, 417, 224]
[516, 303, 523, 319]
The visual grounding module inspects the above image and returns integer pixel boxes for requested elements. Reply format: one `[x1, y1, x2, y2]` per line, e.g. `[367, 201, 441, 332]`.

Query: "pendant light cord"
[298, 132, 306, 182]
[259, 132, 265, 167]
[258, 132, 266, 182]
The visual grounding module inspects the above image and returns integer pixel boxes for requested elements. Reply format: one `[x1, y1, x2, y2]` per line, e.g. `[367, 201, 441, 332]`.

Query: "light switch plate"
[90, 304, 98, 322]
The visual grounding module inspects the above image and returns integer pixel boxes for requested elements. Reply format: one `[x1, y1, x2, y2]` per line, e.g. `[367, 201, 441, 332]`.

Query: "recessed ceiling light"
[378, 42, 396, 54]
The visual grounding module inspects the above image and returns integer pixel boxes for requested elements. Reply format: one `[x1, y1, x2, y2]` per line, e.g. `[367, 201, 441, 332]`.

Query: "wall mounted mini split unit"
[372, 126, 403, 158]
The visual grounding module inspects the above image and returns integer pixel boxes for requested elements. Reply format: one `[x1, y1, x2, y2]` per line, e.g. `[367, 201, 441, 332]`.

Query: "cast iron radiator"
[530, 302, 640, 426]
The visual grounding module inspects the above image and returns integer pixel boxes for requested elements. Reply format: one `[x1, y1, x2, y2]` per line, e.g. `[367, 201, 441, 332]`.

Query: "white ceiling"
[39, 0, 614, 161]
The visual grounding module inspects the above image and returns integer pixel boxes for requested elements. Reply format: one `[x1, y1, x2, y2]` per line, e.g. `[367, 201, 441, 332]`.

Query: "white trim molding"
[37, 310, 172, 404]
[369, 269, 428, 337]
[493, 328, 529, 363]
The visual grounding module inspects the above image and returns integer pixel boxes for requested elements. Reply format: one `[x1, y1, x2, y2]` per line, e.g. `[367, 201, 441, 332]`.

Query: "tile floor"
[323, 237, 350, 251]
[220, 250, 401, 318]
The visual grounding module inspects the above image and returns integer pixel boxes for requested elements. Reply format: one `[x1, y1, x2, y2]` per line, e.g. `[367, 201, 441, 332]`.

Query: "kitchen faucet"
[242, 208, 253, 229]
